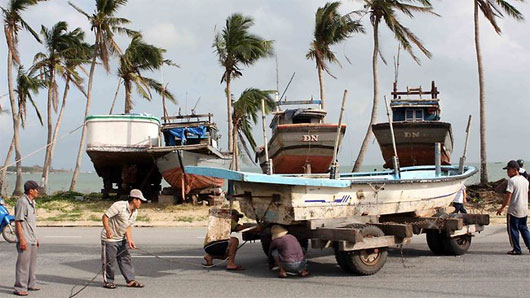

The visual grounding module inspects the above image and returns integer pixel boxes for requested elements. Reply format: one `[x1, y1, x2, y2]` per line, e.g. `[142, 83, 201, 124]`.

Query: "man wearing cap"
[268, 225, 309, 278]
[203, 209, 247, 270]
[496, 160, 530, 255]
[13, 180, 40, 296]
[101, 189, 146, 289]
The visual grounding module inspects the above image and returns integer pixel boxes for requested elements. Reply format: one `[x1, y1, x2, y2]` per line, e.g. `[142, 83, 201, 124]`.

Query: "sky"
[0, 0, 529, 172]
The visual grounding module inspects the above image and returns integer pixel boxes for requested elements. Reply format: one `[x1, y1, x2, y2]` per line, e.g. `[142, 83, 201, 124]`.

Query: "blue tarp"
[166, 125, 207, 145]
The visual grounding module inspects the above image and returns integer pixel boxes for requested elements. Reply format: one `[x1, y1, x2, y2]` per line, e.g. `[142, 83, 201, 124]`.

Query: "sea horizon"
[1, 161, 510, 196]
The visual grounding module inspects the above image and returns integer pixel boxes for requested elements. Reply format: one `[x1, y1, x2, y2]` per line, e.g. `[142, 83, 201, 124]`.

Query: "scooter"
[0, 198, 16, 243]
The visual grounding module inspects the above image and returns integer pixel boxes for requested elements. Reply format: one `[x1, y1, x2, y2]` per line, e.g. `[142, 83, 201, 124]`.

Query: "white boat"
[185, 165, 477, 225]
[85, 114, 162, 199]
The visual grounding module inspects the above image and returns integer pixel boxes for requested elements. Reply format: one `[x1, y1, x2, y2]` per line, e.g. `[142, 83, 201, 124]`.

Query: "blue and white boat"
[185, 165, 477, 225]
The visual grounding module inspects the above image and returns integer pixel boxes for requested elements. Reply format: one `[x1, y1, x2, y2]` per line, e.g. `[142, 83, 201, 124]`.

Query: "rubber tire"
[2, 221, 17, 243]
[426, 230, 446, 255]
[334, 225, 388, 275]
[443, 235, 472, 255]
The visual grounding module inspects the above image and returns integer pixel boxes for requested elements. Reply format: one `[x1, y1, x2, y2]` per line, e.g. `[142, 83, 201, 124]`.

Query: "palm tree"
[352, 0, 437, 172]
[32, 22, 91, 193]
[472, 0, 524, 184]
[0, 67, 45, 194]
[68, 0, 135, 191]
[214, 13, 274, 153]
[231, 88, 275, 170]
[306, 2, 364, 112]
[1, 0, 42, 196]
[118, 34, 176, 113]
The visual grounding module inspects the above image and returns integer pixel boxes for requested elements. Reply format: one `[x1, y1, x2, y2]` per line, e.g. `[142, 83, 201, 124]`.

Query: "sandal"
[103, 282, 117, 289]
[127, 280, 144, 288]
[507, 250, 522, 255]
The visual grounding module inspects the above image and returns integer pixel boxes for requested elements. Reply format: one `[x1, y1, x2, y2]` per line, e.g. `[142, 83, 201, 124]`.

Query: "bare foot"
[278, 268, 287, 278]
[202, 255, 214, 267]
[300, 270, 310, 277]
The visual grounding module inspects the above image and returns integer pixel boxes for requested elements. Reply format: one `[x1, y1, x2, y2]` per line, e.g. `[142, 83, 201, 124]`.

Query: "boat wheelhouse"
[372, 81, 453, 168]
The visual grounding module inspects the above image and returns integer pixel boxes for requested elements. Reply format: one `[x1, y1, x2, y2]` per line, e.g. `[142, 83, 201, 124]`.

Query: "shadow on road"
[0, 284, 14, 295]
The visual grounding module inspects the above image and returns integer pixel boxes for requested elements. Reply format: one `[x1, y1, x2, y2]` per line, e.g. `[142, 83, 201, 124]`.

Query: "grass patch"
[174, 216, 195, 222]
[88, 214, 101, 222]
[136, 215, 151, 222]
[45, 212, 82, 222]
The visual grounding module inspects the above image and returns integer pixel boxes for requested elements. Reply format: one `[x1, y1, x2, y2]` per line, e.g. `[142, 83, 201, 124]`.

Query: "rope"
[0, 124, 83, 172]
[67, 241, 248, 298]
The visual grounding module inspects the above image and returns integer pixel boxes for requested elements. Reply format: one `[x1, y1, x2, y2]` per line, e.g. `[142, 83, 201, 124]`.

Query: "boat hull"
[184, 165, 477, 225]
[372, 121, 453, 168]
[258, 123, 346, 174]
[156, 150, 230, 194]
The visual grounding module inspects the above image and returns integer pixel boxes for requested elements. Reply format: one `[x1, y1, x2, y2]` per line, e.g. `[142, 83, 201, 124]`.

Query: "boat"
[185, 165, 477, 225]
[256, 99, 346, 174]
[372, 81, 453, 168]
[148, 113, 231, 196]
[85, 114, 162, 199]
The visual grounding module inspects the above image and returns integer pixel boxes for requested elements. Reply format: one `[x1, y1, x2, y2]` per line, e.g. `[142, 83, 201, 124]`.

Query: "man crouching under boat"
[203, 209, 252, 270]
[268, 225, 309, 278]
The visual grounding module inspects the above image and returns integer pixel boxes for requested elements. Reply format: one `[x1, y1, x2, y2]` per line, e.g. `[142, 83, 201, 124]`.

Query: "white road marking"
[132, 255, 203, 259]
[44, 236, 82, 238]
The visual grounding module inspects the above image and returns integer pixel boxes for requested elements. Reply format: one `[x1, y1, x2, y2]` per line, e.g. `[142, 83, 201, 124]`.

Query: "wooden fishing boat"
[185, 165, 477, 225]
[85, 114, 163, 199]
[257, 100, 346, 174]
[148, 114, 230, 196]
[372, 81, 453, 168]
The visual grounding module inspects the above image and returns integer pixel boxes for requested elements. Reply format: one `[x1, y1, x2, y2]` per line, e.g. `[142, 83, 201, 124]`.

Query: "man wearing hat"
[13, 180, 40, 296]
[203, 209, 247, 270]
[101, 189, 146, 289]
[268, 225, 309, 278]
[497, 160, 530, 255]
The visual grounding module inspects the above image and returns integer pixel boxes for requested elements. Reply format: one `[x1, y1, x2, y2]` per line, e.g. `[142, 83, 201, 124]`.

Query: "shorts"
[204, 240, 229, 256]
[270, 249, 307, 273]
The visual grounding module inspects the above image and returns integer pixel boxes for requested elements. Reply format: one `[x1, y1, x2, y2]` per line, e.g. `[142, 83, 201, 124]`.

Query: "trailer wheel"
[260, 228, 272, 257]
[426, 230, 446, 255]
[334, 225, 388, 275]
[443, 235, 472, 255]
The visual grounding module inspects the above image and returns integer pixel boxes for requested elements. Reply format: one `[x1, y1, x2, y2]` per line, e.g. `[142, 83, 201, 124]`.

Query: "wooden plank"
[450, 224, 484, 237]
[371, 223, 413, 238]
[339, 236, 397, 251]
[307, 217, 377, 230]
[379, 216, 463, 231]
[311, 227, 363, 243]
[460, 214, 490, 226]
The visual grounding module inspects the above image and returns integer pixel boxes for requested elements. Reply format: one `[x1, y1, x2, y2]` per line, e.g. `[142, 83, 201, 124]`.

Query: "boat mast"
[330, 90, 348, 179]
[459, 115, 472, 174]
[261, 98, 272, 174]
[384, 95, 400, 178]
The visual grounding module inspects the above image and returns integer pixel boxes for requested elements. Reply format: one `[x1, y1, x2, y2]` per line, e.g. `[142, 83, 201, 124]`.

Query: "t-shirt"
[506, 175, 530, 218]
[15, 195, 37, 245]
[453, 185, 466, 204]
[268, 234, 305, 263]
[100, 201, 137, 242]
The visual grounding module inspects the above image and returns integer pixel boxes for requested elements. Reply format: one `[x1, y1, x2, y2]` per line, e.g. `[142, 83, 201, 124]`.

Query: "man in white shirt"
[101, 189, 146, 289]
[452, 185, 467, 213]
[496, 160, 530, 255]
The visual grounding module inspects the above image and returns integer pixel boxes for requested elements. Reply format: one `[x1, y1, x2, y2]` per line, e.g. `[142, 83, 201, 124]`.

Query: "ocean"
[2, 162, 508, 195]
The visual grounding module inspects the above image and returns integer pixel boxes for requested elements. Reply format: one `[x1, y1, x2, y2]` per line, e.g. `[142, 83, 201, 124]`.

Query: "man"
[496, 160, 530, 255]
[268, 225, 309, 278]
[203, 209, 247, 270]
[452, 185, 467, 214]
[14, 180, 40, 296]
[517, 159, 529, 180]
[101, 189, 146, 289]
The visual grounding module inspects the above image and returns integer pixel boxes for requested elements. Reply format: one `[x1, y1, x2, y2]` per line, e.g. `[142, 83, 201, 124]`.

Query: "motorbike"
[0, 198, 16, 243]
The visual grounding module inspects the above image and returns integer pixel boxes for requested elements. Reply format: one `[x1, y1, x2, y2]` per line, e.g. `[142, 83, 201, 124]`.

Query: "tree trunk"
[124, 80, 132, 114]
[317, 63, 326, 119]
[41, 66, 55, 193]
[108, 78, 121, 114]
[7, 50, 23, 196]
[353, 20, 380, 172]
[43, 77, 71, 194]
[70, 42, 99, 191]
[0, 136, 15, 194]
[231, 124, 240, 171]
[226, 73, 233, 153]
[474, 1, 488, 184]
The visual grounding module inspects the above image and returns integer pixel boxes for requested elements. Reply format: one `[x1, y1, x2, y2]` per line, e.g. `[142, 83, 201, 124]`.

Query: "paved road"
[0, 225, 529, 298]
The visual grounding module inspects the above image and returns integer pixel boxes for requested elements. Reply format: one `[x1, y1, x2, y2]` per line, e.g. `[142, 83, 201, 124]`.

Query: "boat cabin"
[160, 113, 220, 149]
[390, 81, 441, 122]
[270, 99, 326, 131]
